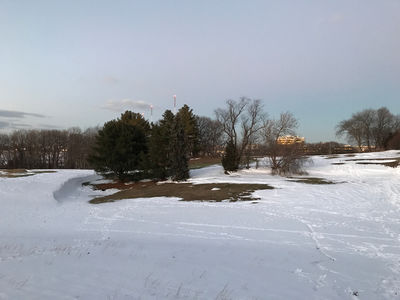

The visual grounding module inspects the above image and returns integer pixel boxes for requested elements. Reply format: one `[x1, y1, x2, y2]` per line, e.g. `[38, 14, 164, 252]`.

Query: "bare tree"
[0, 127, 98, 169]
[215, 97, 265, 170]
[196, 116, 223, 157]
[336, 118, 364, 151]
[0, 134, 10, 168]
[263, 112, 306, 175]
[337, 107, 399, 151]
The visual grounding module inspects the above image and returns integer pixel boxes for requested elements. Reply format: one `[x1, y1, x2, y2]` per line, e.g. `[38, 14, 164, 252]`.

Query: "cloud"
[0, 121, 9, 129]
[0, 109, 46, 119]
[101, 99, 152, 112]
[37, 124, 61, 129]
[103, 76, 120, 85]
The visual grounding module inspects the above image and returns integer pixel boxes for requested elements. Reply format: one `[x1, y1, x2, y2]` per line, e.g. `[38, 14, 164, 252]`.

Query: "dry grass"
[0, 169, 57, 178]
[287, 177, 336, 185]
[356, 160, 400, 168]
[188, 157, 221, 169]
[89, 181, 273, 204]
[32, 170, 57, 174]
[345, 157, 400, 168]
[324, 155, 339, 159]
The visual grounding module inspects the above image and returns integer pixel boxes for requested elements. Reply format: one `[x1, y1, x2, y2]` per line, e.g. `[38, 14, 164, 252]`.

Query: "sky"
[0, 0, 399, 142]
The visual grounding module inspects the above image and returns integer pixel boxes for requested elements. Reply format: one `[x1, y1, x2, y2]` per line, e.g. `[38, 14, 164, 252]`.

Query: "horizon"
[1, 1, 399, 143]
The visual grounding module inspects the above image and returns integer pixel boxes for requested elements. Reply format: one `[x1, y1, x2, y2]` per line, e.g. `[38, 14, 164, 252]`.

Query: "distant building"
[277, 135, 305, 145]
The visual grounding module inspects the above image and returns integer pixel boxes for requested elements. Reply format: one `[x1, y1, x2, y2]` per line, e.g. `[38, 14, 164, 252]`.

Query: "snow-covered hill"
[1, 151, 400, 299]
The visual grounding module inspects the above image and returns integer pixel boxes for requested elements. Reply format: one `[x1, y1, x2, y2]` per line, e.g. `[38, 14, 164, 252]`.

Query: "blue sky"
[1, 0, 399, 142]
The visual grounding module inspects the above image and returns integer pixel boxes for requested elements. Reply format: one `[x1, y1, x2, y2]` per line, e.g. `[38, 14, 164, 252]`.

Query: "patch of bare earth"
[345, 157, 400, 168]
[0, 169, 56, 178]
[188, 157, 221, 169]
[287, 177, 337, 184]
[89, 181, 273, 204]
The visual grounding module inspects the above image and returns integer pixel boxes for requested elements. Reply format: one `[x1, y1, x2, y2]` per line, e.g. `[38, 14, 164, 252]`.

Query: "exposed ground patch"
[345, 157, 400, 168]
[325, 155, 339, 159]
[188, 157, 221, 169]
[0, 169, 56, 178]
[89, 182, 273, 204]
[331, 162, 345, 165]
[287, 177, 337, 184]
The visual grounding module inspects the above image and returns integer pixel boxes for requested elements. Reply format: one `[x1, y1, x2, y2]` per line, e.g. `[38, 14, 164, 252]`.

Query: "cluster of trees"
[90, 98, 307, 180]
[89, 106, 199, 181]
[336, 107, 400, 151]
[0, 128, 98, 169]
[216, 97, 306, 175]
[3, 99, 398, 180]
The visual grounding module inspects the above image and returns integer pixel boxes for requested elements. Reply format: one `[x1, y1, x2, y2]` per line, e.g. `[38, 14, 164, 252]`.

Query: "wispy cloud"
[101, 99, 152, 112]
[37, 124, 61, 129]
[0, 109, 46, 119]
[0, 121, 9, 129]
[103, 76, 120, 85]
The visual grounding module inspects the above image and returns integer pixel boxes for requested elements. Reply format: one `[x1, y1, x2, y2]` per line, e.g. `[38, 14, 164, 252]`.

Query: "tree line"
[1, 100, 399, 181]
[0, 128, 98, 169]
[336, 107, 400, 151]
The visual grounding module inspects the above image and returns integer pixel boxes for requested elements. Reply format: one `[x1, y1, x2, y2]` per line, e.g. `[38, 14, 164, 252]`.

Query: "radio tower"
[150, 104, 153, 123]
[173, 94, 177, 114]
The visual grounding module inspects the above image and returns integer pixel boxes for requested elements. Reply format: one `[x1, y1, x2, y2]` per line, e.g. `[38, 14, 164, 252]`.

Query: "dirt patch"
[346, 157, 400, 161]
[0, 169, 57, 178]
[0, 173, 35, 178]
[0, 169, 31, 178]
[189, 157, 221, 169]
[331, 162, 345, 165]
[85, 180, 139, 191]
[356, 161, 400, 168]
[89, 182, 273, 204]
[32, 170, 57, 174]
[1, 169, 28, 174]
[287, 177, 337, 185]
[345, 157, 400, 168]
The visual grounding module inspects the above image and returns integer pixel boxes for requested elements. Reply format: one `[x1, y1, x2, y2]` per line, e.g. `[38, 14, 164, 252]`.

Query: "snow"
[1, 151, 400, 299]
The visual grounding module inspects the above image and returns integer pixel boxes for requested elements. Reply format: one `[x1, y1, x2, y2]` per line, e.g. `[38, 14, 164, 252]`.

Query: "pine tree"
[169, 115, 189, 181]
[222, 139, 238, 173]
[146, 124, 169, 179]
[146, 110, 178, 180]
[88, 112, 148, 180]
[177, 104, 199, 157]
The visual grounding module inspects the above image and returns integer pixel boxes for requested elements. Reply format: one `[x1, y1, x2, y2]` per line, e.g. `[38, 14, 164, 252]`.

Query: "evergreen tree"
[146, 124, 169, 179]
[177, 104, 199, 157]
[120, 110, 151, 133]
[89, 112, 148, 180]
[169, 115, 189, 181]
[146, 110, 176, 180]
[222, 139, 238, 173]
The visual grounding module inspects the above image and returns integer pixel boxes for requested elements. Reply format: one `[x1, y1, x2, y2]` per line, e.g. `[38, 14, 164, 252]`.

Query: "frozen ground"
[1, 151, 400, 299]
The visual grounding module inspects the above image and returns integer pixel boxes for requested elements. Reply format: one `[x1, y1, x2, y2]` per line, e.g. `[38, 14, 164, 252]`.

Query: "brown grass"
[1, 169, 28, 173]
[345, 157, 400, 168]
[89, 182, 273, 204]
[0, 169, 57, 178]
[287, 177, 336, 184]
[32, 170, 57, 174]
[324, 155, 339, 159]
[356, 160, 400, 168]
[189, 157, 221, 169]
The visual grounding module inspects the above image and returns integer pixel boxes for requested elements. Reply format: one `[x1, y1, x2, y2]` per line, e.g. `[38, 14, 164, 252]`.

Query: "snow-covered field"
[1, 151, 400, 299]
